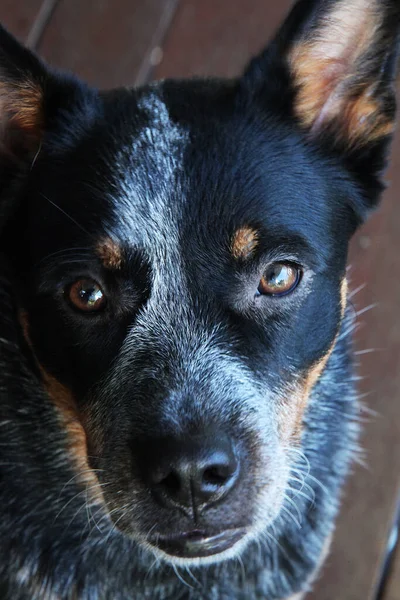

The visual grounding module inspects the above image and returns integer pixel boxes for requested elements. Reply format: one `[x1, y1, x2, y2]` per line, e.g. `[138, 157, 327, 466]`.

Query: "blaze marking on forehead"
[97, 238, 123, 270]
[231, 226, 258, 260]
[279, 277, 348, 441]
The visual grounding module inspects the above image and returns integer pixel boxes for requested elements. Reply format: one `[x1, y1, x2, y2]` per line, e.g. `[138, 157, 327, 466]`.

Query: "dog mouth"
[149, 528, 247, 558]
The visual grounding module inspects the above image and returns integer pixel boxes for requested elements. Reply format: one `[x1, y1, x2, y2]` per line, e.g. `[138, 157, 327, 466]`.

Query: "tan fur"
[41, 372, 89, 471]
[278, 349, 329, 443]
[283, 345, 334, 442]
[289, 0, 394, 147]
[96, 237, 123, 270]
[279, 278, 347, 441]
[18, 310, 103, 501]
[340, 277, 348, 319]
[231, 226, 258, 259]
[18, 310, 31, 344]
[0, 80, 43, 135]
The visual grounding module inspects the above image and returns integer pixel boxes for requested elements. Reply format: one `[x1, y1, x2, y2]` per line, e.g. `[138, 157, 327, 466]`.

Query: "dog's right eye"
[67, 279, 106, 313]
[257, 262, 301, 297]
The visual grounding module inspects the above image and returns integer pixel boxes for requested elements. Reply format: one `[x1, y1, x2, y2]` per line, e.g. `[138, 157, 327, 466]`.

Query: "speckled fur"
[0, 0, 399, 598]
[0, 281, 356, 599]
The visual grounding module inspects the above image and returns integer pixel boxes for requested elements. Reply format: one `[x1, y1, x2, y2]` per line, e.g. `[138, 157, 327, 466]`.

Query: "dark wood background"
[1, 2, 399, 598]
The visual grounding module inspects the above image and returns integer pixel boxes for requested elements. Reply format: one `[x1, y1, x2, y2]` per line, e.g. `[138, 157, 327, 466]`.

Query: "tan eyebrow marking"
[231, 226, 259, 260]
[96, 238, 123, 270]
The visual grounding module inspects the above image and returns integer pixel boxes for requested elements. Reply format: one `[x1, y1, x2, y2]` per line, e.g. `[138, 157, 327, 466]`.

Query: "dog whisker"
[355, 303, 378, 317]
[65, 495, 96, 533]
[144, 555, 162, 582]
[100, 503, 132, 545]
[54, 482, 108, 524]
[358, 402, 380, 417]
[354, 348, 382, 355]
[288, 485, 315, 507]
[283, 494, 303, 524]
[280, 505, 301, 530]
[235, 553, 247, 584]
[172, 564, 194, 590]
[347, 282, 366, 300]
[40, 193, 92, 236]
[185, 565, 201, 588]
[30, 141, 42, 170]
[289, 472, 315, 497]
[58, 468, 105, 497]
[84, 490, 105, 535]
[34, 247, 93, 269]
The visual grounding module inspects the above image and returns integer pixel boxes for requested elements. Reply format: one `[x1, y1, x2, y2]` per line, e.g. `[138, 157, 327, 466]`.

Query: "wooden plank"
[154, 0, 289, 79]
[37, 0, 178, 88]
[0, 1, 44, 42]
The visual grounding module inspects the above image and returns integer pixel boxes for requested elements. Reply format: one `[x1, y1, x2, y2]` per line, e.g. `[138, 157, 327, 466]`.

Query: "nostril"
[142, 432, 240, 509]
[159, 470, 181, 495]
[202, 465, 232, 486]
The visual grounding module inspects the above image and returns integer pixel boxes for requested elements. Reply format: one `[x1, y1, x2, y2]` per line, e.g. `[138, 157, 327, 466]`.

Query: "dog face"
[1, 0, 399, 566]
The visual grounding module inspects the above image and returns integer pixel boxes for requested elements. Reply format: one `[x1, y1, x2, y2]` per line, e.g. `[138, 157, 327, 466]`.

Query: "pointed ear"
[0, 26, 98, 232]
[243, 0, 400, 211]
[0, 25, 98, 161]
[0, 25, 49, 159]
[288, 0, 400, 147]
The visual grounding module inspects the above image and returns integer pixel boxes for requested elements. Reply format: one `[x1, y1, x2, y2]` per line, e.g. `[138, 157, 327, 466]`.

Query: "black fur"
[0, 1, 399, 598]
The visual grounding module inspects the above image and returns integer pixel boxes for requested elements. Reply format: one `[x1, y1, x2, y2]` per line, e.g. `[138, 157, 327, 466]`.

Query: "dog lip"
[150, 528, 247, 558]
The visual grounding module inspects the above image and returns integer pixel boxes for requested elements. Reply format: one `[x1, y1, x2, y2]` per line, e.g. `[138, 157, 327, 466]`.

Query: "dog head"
[1, 0, 399, 565]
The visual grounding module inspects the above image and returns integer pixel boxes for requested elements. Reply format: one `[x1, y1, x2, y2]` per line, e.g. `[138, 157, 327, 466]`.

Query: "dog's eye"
[257, 263, 301, 297]
[67, 279, 106, 312]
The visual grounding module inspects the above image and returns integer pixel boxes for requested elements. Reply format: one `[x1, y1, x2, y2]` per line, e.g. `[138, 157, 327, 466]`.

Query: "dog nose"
[144, 434, 240, 510]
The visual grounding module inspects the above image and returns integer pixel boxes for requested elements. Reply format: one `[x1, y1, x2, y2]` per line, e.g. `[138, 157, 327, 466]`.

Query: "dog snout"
[142, 433, 240, 512]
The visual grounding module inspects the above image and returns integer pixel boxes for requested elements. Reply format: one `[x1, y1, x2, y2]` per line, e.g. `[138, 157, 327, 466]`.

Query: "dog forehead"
[104, 86, 190, 250]
[100, 81, 351, 263]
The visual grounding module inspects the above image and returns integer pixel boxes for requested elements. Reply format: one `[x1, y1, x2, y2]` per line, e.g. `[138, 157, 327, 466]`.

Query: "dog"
[0, 0, 399, 598]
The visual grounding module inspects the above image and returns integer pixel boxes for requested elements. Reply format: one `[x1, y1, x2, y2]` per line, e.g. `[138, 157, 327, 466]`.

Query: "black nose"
[143, 433, 240, 511]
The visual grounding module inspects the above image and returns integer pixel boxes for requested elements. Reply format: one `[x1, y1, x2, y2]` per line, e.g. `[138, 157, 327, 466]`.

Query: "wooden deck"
[1, 1, 400, 598]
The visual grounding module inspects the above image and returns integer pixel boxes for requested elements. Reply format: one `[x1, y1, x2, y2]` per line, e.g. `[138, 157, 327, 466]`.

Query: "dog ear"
[0, 25, 98, 160]
[0, 26, 98, 232]
[0, 26, 50, 160]
[243, 0, 400, 214]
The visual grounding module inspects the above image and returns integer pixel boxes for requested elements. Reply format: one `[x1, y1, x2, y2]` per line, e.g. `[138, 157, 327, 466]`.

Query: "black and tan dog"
[0, 0, 399, 598]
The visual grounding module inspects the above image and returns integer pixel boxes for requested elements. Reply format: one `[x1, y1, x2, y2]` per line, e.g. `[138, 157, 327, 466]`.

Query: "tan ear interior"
[289, 0, 395, 147]
[0, 78, 43, 139]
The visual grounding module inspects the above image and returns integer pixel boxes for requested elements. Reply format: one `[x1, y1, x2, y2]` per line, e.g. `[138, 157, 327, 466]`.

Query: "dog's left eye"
[67, 279, 106, 312]
[257, 262, 301, 297]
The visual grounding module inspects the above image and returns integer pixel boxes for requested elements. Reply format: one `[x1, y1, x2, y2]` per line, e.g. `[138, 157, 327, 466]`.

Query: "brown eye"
[258, 263, 301, 297]
[67, 279, 106, 312]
